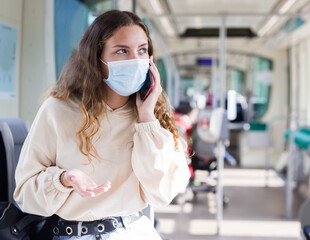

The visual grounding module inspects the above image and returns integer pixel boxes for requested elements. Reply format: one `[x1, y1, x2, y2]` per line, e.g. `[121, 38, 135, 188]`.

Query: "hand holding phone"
[140, 70, 154, 101]
[136, 56, 161, 123]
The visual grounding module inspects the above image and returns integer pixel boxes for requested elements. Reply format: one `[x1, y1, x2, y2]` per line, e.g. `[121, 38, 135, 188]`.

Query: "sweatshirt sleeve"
[13, 100, 73, 216]
[132, 120, 190, 207]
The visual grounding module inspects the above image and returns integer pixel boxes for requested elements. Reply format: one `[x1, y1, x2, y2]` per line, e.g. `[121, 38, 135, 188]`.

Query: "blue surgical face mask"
[100, 58, 150, 96]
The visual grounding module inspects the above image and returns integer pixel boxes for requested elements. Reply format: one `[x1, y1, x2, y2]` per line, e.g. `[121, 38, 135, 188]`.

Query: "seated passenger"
[13, 10, 190, 240]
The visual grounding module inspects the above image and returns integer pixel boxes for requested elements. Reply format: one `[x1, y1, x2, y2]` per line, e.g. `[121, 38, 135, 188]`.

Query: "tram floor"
[155, 168, 304, 240]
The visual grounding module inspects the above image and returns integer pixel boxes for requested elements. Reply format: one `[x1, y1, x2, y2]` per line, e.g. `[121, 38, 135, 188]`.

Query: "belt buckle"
[102, 217, 119, 230]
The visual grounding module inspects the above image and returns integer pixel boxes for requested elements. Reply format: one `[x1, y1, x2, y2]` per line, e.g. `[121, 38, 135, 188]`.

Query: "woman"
[14, 10, 190, 240]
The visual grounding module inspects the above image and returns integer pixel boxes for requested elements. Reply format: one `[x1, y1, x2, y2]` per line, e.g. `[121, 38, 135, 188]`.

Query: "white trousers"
[52, 216, 162, 240]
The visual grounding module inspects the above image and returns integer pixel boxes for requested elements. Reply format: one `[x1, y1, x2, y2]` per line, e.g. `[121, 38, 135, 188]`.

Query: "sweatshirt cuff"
[53, 169, 74, 193]
[135, 120, 160, 132]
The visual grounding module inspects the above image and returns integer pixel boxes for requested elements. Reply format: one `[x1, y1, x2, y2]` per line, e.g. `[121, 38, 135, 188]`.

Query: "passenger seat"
[299, 199, 310, 240]
[0, 118, 30, 169]
[0, 121, 15, 202]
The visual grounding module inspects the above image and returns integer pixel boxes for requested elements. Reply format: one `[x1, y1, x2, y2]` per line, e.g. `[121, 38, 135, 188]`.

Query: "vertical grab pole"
[265, 121, 271, 187]
[112, 0, 118, 9]
[286, 42, 298, 219]
[216, 14, 227, 236]
[286, 130, 295, 219]
[216, 141, 225, 235]
[219, 16, 227, 109]
[211, 52, 217, 109]
[132, 0, 136, 13]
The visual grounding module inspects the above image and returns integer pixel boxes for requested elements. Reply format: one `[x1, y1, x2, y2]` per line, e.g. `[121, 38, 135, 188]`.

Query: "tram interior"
[1, 0, 310, 239]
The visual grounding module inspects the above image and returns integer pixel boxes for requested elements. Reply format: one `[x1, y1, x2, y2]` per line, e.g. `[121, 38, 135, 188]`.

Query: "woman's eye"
[139, 48, 147, 54]
[116, 49, 127, 54]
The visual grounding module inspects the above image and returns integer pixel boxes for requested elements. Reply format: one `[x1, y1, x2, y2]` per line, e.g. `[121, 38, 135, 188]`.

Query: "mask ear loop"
[100, 59, 109, 80]
[99, 58, 108, 66]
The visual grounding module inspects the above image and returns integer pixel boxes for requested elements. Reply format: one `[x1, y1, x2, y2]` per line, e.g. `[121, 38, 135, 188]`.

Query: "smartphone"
[140, 70, 154, 101]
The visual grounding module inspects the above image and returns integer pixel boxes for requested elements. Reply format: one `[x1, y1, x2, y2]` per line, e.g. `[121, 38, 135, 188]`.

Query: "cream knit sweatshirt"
[13, 97, 190, 221]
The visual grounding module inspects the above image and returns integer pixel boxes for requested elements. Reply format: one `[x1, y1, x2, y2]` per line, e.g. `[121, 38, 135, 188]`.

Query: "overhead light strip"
[258, 16, 279, 36]
[149, 0, 176, 37]
[279, 0, 297, 14]
[160, 17, 176, 37]
[258, 0, 297, 37]
[149, 0, 164, 14]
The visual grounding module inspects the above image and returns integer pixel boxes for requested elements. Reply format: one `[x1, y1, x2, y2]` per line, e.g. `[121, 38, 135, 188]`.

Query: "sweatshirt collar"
[106, 100, 135, 115]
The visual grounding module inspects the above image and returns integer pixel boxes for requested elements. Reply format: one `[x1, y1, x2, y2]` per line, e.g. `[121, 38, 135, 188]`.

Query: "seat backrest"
[0, 121, 15, 202]
[0, 118, 30, 169]
[192, 127, 217, 159]
[300, 199, 310, 228]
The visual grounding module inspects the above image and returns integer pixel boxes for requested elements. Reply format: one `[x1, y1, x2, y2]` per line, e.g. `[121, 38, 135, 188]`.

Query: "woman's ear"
[100, 60, 109, 79]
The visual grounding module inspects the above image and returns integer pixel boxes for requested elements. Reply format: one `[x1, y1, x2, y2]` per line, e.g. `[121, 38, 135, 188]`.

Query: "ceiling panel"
[168, 0, 280, 14]
[174, 15, 266, 33]
[139, 0, 283, 36]
[139, 0, 309, 37]
[168, 0, 280, 34]
[137, 0, 310, 71]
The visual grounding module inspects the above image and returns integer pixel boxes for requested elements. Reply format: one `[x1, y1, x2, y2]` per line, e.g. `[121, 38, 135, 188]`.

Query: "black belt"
[52, 211, 143, 239]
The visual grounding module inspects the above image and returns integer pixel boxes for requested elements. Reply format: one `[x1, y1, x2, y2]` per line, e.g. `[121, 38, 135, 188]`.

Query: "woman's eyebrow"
[112, 43, 148, 48]
[112, 44, 129, 48]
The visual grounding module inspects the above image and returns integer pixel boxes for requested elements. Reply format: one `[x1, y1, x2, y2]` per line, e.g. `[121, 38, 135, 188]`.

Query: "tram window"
[54, 0, 90, 78]
[251, 57, 273, 121]
[156, 59, 167, 92]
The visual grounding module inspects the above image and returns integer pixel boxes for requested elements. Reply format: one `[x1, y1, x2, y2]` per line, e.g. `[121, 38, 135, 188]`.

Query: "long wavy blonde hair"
[47, 10, 180, 163]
